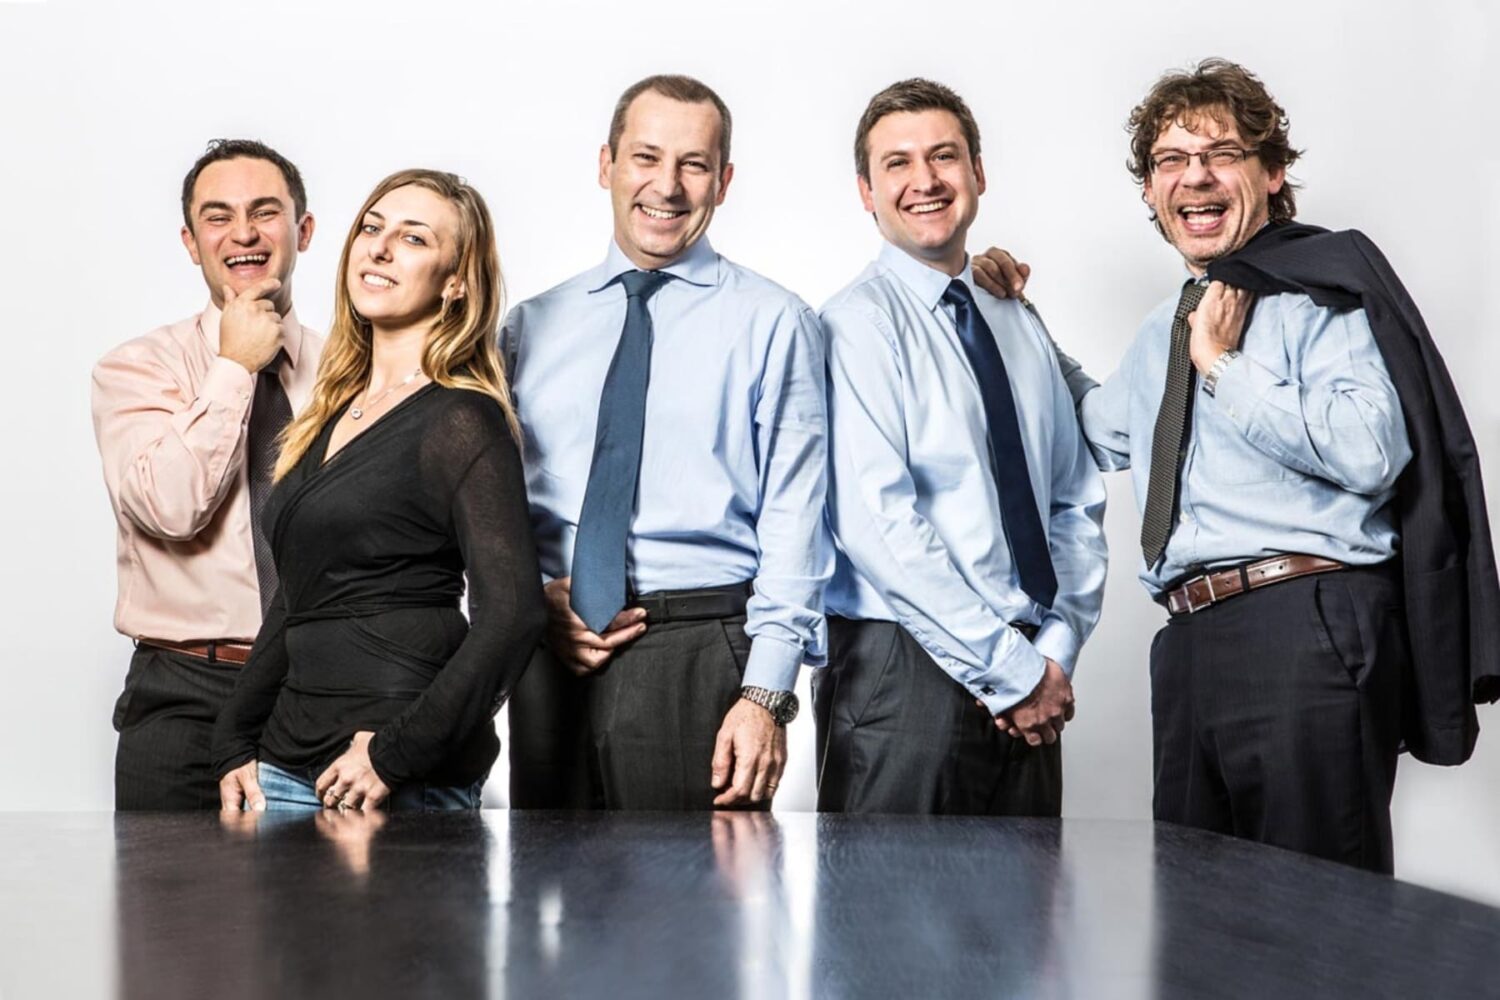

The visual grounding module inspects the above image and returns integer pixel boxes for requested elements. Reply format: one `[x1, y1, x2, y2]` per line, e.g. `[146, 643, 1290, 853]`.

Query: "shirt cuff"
[1032, 617, 1082, 676]
[1206, 351, 1277, 433]
[969, 638, 1048, 716]
[201, 356, 258, 415]
[743, 635, 803, 692]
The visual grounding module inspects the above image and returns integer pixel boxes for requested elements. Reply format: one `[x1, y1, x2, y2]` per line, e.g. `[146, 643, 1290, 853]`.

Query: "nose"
[911, 158, 941, 192]
[1181, 152, 1215, 186]
[230, 214, 258, 245]
[367, 231, 393, 262]
[650, 162, 685, 201]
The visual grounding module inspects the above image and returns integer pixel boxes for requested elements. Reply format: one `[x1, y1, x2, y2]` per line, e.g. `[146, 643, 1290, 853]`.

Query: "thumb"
[711, 725, 735, 789]
[222, 284, 237, 306]
[244, 768, 266, 812]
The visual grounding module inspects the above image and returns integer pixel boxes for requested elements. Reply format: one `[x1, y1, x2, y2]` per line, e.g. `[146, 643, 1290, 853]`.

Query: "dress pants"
[813, 617, 1062, 816]
[1150, 563, 1405, 873]
[113, 645, 239, 810]
[510, 614, 756, 810]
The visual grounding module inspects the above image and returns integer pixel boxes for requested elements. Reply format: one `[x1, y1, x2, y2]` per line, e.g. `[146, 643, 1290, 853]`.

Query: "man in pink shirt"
[91, 140, 323, 809]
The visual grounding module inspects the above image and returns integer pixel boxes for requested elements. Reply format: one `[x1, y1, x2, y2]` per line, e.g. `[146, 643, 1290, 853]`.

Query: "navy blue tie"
[942, 279, 1058, 609]
[570, 269, 672, 633]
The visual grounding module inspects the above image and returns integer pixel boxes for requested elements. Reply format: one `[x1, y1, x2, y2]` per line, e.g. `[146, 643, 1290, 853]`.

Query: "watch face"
[773, 694, 799, 726]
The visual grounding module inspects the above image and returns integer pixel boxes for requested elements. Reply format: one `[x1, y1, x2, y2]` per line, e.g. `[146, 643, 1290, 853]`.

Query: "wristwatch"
[1202, 349, 1241, 397]
[740, 686, 799, 727]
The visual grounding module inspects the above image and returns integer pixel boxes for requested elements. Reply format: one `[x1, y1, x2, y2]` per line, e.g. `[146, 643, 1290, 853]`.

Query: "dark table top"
[2, 811, 1496, 999]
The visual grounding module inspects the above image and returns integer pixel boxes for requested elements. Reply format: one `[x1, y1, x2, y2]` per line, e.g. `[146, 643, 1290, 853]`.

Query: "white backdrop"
[2, 0, 1496, 904]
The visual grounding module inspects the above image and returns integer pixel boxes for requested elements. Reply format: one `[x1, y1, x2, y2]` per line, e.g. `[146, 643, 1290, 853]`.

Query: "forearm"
[1211, 355, 1410, 494]
[93, 355, 254, 540]
[210, 598, 290, 775]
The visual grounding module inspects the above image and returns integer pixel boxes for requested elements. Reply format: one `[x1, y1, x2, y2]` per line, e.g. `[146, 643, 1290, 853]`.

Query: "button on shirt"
[501, 238, 832, 692]
[91, 303, 322, 641]
[821, 242, 1108, 714]
[1055, 283, 1410, 595]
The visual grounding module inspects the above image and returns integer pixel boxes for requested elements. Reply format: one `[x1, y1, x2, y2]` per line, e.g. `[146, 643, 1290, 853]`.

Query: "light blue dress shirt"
[821, 242, 1109, 715]
[1056, 281, 1411, 595]
[501, 238, 831, 692]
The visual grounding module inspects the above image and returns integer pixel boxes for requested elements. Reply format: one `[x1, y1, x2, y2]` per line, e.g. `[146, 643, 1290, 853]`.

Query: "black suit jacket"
[1208, 222, 1499, 765]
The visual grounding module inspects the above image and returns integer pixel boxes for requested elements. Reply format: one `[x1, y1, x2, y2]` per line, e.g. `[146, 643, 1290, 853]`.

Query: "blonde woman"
[212, 170, 545, 811]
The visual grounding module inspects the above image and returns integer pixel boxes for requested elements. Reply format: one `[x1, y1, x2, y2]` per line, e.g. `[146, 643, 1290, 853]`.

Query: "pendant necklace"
[350, 366, 423, 420]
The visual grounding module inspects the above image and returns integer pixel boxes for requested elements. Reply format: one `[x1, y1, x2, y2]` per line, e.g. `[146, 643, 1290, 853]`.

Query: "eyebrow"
[880, 140, 960, 162]
[1152, 140, 1243, 153]
[364, 209, 437, 233]
[196, 196, 286, 217]
[629, 142, 712, 161]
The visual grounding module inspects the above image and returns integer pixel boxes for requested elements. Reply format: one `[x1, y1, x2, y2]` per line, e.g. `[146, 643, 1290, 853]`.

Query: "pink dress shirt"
[91, 302, 324, 643]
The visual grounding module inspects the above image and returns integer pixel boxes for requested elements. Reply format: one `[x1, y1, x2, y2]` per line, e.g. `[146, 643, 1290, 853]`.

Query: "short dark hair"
[180, 139, 308, 231]
[607, 74, 733, 168]
[855, 78, 981, 182]
[1127, 58, 1302, 224]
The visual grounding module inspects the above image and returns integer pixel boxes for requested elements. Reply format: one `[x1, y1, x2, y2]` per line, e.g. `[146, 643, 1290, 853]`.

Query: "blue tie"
[570, 269, 672, 633]
[942, 279, 1058, 609]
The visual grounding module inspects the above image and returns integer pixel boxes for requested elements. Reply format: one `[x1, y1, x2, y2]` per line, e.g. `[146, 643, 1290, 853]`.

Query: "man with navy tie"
[503, 74, 830, 810]
[816, 79, 1107, 815]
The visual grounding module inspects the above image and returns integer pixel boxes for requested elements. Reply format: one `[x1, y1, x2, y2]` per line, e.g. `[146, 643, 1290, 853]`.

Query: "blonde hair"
[275, 169, 518, 480]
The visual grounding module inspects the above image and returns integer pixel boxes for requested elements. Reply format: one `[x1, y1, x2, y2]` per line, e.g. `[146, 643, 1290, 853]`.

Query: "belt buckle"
[1183, 573, 1217, 614]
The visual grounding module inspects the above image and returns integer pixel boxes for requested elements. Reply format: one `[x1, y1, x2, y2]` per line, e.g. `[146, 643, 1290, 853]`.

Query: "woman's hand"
[314, 731, 391, 811]
[219, 760, 267, 812]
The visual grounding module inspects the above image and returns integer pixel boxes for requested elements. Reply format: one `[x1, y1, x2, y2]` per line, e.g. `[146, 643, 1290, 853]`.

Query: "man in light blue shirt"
[817, 79, 1107, 816]
[978, 60, 1413, 871]
[503, 75, 830, 811]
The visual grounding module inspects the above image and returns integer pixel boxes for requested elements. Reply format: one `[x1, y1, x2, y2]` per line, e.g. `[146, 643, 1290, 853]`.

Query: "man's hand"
[218, 277, 284, 373]
[1188, 280, 1252, 375]
[219, 759, 266, 812]
[542, 577, 647, 676]
[970, 247, 1032, 300]
[315, 731, 390, 811]
[710, 698, 788, 807]
[994, 659, 1075, 746]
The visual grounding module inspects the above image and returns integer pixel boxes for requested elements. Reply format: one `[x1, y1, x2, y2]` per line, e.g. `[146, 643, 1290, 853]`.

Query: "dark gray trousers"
[1150, 564, 1405, 873]
[114, 646, 239, 810]
[509, 614, 754, 810]
[812, 618, 1062, 816]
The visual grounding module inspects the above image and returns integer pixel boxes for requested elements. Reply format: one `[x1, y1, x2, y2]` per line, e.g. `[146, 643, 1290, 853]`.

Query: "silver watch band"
[1203, 349, 1241, 397]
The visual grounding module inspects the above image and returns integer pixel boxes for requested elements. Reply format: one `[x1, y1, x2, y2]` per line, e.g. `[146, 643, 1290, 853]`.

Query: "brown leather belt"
[1165, 555, 1345, 616]
[138, 638, 255, 665]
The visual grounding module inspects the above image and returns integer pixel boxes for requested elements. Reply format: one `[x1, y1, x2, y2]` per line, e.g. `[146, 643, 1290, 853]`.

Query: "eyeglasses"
[1149, 146, 1257, 174]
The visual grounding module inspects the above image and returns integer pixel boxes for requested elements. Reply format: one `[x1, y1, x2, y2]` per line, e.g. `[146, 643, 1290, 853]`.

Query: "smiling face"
[600, 89, 733, 270]
[345, 184, 464, 331]
[181, 157, 313, 313]
[1143, 109, 1286, 274]
[858, 109, 985, 276]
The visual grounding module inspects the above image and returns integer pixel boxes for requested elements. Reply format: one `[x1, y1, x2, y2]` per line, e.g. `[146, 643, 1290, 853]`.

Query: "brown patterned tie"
[247, 351, 291, 616]
[1140, 281, 1206, 568]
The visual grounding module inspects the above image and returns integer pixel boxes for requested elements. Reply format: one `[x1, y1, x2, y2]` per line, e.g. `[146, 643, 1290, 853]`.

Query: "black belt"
[630, 581, 753, 624]
[1012, 622, 1040, 642]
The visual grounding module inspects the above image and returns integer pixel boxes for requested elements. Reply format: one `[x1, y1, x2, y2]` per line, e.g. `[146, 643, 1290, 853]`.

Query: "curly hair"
[1126, 58, 1302, 224]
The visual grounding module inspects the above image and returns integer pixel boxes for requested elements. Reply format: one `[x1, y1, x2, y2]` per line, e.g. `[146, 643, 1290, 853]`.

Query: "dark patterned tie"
[570, 270, 672, 633]
[1140, 280, 1207, 568]
[942, 279, 1058, 609]
[247, 351, 292, 617]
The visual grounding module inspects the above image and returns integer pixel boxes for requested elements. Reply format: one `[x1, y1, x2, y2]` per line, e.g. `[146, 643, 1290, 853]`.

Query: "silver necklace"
[350, 366, 423, 420]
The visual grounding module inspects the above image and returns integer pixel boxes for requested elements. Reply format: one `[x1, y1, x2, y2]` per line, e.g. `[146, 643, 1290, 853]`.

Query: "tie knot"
[259, 349, 289, 381]
[941, 279, 976, 310]
[620, 269, 671, 301]
[1178, 279, 1207, 313]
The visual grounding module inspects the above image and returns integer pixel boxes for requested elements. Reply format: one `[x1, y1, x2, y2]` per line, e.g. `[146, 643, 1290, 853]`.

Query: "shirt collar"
[585, 236, 721, 294]
[877, 240, 973, 312]
[198, 299, 305, 368]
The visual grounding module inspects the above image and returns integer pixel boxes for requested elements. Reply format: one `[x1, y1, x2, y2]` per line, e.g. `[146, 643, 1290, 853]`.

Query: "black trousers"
[113, 645, 239, 810]
[812, 617, 1062, 816]
[509, 614, 754, 810]
[1150, 564, 1405, 873]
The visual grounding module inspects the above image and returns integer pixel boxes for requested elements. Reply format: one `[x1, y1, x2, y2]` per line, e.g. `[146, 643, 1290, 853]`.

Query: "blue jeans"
[252, 761, 483, 812]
